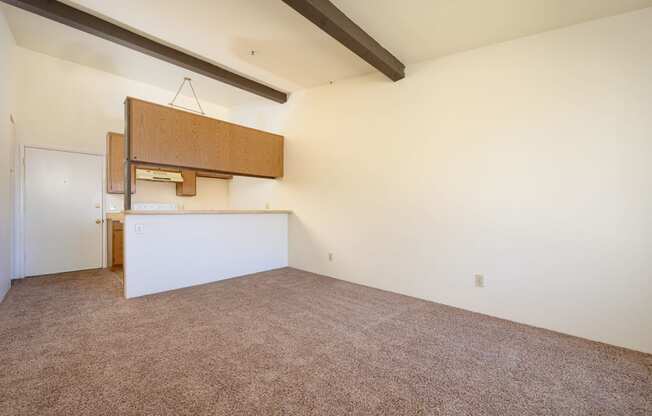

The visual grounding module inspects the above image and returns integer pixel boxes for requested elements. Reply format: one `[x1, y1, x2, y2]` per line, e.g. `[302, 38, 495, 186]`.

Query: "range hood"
[136, 168, 183, 183]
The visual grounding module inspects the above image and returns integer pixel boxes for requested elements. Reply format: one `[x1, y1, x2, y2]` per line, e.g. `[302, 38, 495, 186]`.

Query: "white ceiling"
[334, 0, 652, 63]
[3, 0, 652, 107]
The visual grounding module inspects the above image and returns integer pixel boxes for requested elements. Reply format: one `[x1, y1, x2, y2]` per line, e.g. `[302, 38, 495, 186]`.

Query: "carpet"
[0, 267, 650, 415]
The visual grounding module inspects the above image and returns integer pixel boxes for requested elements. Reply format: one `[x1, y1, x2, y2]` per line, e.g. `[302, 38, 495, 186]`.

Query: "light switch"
[135, 224, 145, 234]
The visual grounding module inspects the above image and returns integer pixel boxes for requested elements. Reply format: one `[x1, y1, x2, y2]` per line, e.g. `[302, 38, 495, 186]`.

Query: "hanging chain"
[169, 77, 205, 115]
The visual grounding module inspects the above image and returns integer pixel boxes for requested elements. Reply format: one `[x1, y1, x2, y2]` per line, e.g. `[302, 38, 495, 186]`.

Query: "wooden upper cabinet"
[106, 132, 135, 194]
[126, 97, 284, 178]
[175, 169, 197, 196]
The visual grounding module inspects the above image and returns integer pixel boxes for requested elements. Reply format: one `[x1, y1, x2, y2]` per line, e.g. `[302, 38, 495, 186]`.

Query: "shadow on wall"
[288, 213, 322, 270]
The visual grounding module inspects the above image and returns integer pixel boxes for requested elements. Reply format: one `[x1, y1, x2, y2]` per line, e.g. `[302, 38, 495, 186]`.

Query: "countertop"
[106, 212, 125, 222]
[126, 209, 292, 215]
[107, 210, 291, 222]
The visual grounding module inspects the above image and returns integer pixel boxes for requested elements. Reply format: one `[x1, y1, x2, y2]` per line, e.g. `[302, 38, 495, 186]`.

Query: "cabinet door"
[127, 98, 284, 178]
[112, 225, 123, 266]
[106, 132, 135, 194]
[176, 169, 197, 196]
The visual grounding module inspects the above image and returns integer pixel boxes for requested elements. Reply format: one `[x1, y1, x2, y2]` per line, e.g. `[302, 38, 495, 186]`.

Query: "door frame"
[15, 144, 107, 278]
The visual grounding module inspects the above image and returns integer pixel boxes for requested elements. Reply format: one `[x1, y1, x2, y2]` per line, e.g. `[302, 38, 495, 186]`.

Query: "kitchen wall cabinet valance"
[125, 97, 284, 178]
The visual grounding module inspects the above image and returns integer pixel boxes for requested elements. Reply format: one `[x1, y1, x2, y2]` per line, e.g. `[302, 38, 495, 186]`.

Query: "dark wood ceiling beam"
[1, 0, 288, 103]
[281, 0, 405, 81]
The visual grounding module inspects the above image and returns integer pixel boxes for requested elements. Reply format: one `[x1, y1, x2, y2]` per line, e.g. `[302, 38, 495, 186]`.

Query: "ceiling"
[3, 0, 652, 107]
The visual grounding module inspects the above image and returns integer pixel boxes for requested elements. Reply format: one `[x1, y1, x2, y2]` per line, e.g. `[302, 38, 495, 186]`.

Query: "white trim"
[21, 143, 104, 157]
[14, 145, 24, 278]
[9, 122, 18, 280]
[15, 145, 106, 278]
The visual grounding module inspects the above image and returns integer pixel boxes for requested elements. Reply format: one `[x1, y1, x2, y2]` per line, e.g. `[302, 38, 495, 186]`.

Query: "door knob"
[95, 219, 102, 224]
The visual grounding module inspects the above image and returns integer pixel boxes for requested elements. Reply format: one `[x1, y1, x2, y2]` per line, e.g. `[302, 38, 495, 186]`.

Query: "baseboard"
[0, 278, 10, 303]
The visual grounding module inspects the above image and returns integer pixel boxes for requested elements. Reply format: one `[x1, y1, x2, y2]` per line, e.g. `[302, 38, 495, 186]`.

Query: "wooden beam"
[1, 0, 288, 103]
[281, 0, 405, 81]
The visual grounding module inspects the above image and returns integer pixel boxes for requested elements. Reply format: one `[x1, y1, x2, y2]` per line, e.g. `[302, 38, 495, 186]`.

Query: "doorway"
[23, 147, 103, 276]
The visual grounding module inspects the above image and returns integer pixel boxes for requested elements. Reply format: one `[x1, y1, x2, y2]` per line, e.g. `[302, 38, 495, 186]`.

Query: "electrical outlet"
[135, 224, 145, 234]
[328, 253, 333, 261]
[265, 203, 270, 209]
[474, 274, 484, 288]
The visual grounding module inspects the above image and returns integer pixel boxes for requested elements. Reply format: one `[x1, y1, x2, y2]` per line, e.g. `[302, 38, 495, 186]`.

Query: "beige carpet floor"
[0, 267, 650, 415]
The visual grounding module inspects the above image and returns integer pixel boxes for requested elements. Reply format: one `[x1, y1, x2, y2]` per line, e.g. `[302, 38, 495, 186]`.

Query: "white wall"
[229, 9, 652, 353]
[15, 46, 231, 154]
[0, 11, 17, 301]
[124, 213, 288, 298]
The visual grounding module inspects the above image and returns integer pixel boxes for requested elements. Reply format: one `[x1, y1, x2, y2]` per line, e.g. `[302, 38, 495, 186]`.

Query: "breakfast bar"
[123, 210, 290, 298]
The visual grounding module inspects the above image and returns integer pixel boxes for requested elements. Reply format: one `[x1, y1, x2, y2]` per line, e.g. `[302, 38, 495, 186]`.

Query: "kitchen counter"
[106, 209, 291, 223]
[106, 212, 125, 222]
[125, 209, 292, 215]
[123, 209, 289, 298]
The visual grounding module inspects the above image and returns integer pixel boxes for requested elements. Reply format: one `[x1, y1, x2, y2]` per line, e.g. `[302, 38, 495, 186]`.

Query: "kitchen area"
[104, 97, 290, 297]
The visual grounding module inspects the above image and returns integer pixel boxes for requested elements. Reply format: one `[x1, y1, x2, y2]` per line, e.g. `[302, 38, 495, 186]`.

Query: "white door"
[24, 147, 103, 276]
